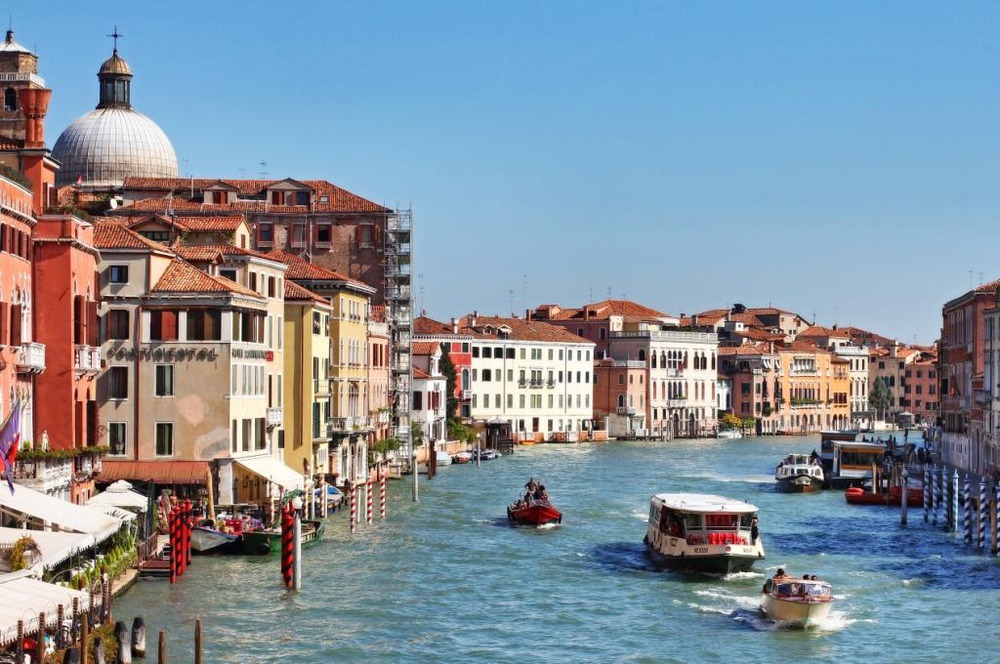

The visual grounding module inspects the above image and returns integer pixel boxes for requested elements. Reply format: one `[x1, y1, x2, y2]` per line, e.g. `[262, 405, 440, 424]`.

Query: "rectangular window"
[155, 422, 174, 456]
[108, 422, 127, 456]
[316, 224, 332, 244]
[155, 365, 175, 397]
[108, 366, 128, 399]
[149, 310, 179, 341]
[483, 347, 492, 359]
[108, 265, 129, 284]
[219, 268, 237, 282]
[472, 346, 480, 358]
[507, 394, 513, 408]
[187, 309, 222, 341]
[258, 223, 274, 243]
[106, 310, 130, 340]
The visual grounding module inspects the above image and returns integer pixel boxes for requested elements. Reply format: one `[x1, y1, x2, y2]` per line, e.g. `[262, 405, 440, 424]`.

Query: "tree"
[869, 376, 892, 422]
[439, 343, 458, 421]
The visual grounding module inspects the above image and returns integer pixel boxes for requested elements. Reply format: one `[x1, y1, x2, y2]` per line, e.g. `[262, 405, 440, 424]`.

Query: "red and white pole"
[349, 482, 357, 535]
[366, 480, 373, 525]
[379, 467, 387, 519]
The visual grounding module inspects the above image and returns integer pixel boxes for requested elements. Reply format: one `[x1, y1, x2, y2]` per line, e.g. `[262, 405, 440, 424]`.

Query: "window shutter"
[74, 295, 86, 344]
[354, 225, 362, 245]
[10, 304, 21, 346]
[163, 310, 178, 340]
[87, 301, 99, 346]
[0, 303, 7, 347]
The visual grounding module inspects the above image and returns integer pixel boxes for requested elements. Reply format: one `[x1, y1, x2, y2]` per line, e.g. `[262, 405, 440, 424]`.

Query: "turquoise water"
[115, 437, 1000, 663]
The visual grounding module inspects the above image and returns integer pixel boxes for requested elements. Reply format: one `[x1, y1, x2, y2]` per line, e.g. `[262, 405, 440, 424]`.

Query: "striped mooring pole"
[979, 478, 989, 550]
[963, 474, 971, 543]
[379, 467, 387, 520]
[366, 480, 373, 525]
[281, 505, 294, 588]
[349, 482, 357, 535]
[923, 465, 931, 523]
[951, 469, 959, 533]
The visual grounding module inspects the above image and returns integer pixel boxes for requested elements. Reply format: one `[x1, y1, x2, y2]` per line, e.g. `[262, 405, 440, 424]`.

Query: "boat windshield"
[775, 581, 831, 598]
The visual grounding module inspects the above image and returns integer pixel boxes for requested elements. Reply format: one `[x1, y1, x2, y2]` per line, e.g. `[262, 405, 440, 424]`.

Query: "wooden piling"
[157, 631, 166, 664]
[194, 619, 202, 664]
[963, 475, 972, 544]
[92, 636, 105, 664]
[979, 479, 988, 550]
[37, 610, 45, 663]
[57, 604, 65, 650]
[132, 616, 146, 658]
[80, 614, 89, 664]
[900, 466, 908, 525]
[114, 620, 132, 664]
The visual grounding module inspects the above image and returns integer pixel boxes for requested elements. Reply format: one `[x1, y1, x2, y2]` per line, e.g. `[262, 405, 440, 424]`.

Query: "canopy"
[87, 480, 150, 511]
[100, 460, 209, 484]
[0, 484, 126, 544]
[236, 455, 305, 491]
[0, 527, 95, 573]
[0, 571, 93, 645]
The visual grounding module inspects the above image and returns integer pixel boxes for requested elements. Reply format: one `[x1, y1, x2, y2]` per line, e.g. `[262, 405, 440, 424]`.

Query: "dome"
[99, 52, 132, 76]
[52, 107, 178, 188]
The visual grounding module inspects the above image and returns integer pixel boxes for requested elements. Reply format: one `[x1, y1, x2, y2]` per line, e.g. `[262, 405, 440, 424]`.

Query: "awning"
[100, 460, 210, 485]
[0, 572, 93, 644]
[235, 455, 305, 491]
[87, 480, 150, 511]
[0, 527, 96, 573]
[0, 484, 125, 544]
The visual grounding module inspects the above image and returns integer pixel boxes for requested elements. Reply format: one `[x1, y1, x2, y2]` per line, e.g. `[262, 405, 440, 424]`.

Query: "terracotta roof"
[121, 177, 390, 213]
[284, 279, 330, 306]
[152, 258, 263, 299]
[176, 243, 284, 264]
[412, 341, 439, 356]
[733, 328, 785, 342]
[779, 340, 832, 354]
[265, 249, 371, 291]
[172, 245, 224, 262]
[94, 222, 172, 251]
[539, 299, 671, 321]
[414, 315, 473, 338]
[798, 325, 850, 339]
[412, 367, 431, 380]
[460, 315, 595, 345]
[718, 342, 771, 356]
[100, 460, 209, 485]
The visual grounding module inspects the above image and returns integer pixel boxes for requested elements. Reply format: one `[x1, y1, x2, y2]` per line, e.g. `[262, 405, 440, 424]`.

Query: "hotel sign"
[107, 347, 219, 361]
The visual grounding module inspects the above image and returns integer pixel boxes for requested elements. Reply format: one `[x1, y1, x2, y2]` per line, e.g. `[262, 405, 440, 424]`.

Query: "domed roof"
[52, 107, 178, 189]
[99, 51, 132, 76]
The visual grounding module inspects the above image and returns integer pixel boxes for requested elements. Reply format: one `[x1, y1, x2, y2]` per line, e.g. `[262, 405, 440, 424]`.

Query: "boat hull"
[239, 519, 326, 555]
[775, 476, 824, 493]
[507, 502, 562, 526]
[644, 537, 763, 574]
[761, 595, 833, 626]
[190, 526, 242, 555]
[845, 486, 924, 506]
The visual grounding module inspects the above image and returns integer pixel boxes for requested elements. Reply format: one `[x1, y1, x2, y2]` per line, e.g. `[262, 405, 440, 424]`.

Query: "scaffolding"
[385, 208, 413, 467]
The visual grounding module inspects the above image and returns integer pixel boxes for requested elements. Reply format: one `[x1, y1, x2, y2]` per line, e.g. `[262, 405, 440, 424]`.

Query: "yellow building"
[266, 250, 375, 487]
[282, 280, 333, 479]
[776, 341, 850, 433]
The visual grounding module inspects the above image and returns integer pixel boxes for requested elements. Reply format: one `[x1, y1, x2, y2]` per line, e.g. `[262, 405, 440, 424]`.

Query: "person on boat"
[773, 568, 787, 579]
[535, 485, 550, 502]
[750, 516, 760, 544]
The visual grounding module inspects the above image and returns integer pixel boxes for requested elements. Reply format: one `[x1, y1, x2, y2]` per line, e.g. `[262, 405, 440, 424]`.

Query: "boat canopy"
[651, 493, 758, 514]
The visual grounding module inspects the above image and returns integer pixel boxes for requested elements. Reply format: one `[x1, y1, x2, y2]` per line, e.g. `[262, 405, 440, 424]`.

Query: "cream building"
[412, 342, 447, 444]
[463, 315, 595, 441]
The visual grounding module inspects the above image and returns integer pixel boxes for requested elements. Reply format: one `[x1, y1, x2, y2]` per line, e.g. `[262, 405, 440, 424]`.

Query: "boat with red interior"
[845, 483, 923, 506]
[507, 478, 562, 526]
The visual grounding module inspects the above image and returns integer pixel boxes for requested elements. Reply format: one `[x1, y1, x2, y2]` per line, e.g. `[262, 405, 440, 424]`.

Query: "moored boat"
[190, 524, 242, 555]
[239, 518, 326, 555]
[452, 450, 473, 464]
[845, 483, 924, 506]
[477, 448, 501, 461]
[717, 429, 743, 439]
[760, 571, 834, 627]
[644, 493, 764, 574]
[774, 454, 824, 493]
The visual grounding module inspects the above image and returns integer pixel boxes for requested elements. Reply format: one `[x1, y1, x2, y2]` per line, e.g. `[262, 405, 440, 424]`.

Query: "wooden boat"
[507, 500, 562, 526]
[190, 524, 242, 555]
[239, 519, 326, 555]
[845, 484, 924, 506]
[774, 454, 824, 493]
[760, 573, 834, 627]
[644, 493, 765, 574]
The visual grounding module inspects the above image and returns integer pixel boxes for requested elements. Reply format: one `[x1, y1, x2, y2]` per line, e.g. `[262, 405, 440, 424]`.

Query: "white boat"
[436, 450, 453, 466]
[643, 493, 765, 573]
[452, 450, 473, 464]
[190, 525, 241, 554]
[760, 573, 834, 627]
[774, 454, 824, 493]
[717, 429, 743, 439]
[478, 448, 501, 461]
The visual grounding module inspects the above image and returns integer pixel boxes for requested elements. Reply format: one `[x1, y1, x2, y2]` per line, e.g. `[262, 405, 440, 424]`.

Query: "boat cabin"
[764, 578, 832, 599]
[649, 494, 757, 546]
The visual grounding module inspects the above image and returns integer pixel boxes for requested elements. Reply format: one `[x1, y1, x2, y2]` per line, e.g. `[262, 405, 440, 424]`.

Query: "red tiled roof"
[798, 325, 850, 339]
[284, 279, 330, 306]
[412, 341, 439, 356]
[412, 367, 431, 380]
[718, 342, 770, 356]
[541, 299, 671, 321]
[176, 243, 283, 264]
[460, 315, 595, 345]
[100, 460, 209, 485]
[152, 258, 263, 299]
[414, 315, 472, 337]
[94, 222, 172, 251]
[266, 249, 371, 291]
[121, 177, 390, 213]
[172, 245, 224, 262]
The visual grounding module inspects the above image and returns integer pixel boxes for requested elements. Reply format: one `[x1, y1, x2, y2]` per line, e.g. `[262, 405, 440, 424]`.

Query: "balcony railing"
[266, 407, 283, 427]
[517, 379, 528, 388]
[546, 379, 556, 388]
[327, 417, 353, 435]
[667, 399, 687, 408]
[615, 406, 636, 416]
[975, 390, 992, 407]
[16, 342, 45, 374]
[74, 344, 102, 375]
[460, 390, 472, 400]
[529, 379, 544, 388]
[314, 379, 330, 395]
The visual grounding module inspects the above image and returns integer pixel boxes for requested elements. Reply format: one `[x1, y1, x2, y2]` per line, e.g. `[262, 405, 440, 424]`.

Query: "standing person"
[751, 516, 760, 544]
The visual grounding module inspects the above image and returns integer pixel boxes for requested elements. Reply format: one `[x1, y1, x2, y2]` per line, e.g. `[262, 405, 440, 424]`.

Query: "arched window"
[638, 349, 646, 362]
[651, 353, 657, 369]
[617, 394, 625, 408]
[3, 88, 15, 112]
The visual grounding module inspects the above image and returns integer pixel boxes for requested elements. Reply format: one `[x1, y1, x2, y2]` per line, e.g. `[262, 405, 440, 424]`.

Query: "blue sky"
[15, 1, 1000, 344]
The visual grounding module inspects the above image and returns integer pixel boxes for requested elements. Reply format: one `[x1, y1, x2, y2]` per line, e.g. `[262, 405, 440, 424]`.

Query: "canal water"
[116, 436, 1000, 663]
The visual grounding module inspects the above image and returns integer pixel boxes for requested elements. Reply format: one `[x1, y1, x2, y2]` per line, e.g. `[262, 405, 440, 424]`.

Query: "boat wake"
[731, 608, 856, 633]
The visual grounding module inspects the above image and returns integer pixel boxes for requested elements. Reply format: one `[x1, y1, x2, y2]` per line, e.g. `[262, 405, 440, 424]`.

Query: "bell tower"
[0, 29, 51, 146]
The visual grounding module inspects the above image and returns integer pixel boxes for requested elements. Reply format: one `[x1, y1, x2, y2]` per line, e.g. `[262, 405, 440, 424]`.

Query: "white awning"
[0, 484, 126, 544]
[87, 483, 150, 511]
[0, 572, 93, 644]
[235, 455, 305, 491]
[0, 527, 96, 573]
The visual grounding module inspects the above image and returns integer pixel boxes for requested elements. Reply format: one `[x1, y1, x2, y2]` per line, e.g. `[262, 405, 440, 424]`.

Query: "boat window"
[705, 513, 738, 529]
[684, 513, 702, 530]
[740, 514, 755, 528]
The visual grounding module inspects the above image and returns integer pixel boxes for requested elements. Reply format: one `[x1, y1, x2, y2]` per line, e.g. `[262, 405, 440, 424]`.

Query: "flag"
[0, 400, 21, 495]
[75, 174, 83, 186]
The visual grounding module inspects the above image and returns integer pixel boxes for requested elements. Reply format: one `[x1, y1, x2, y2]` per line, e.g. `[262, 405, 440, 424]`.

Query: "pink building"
[414, 315, 474, 419]
[593, 358, 646, 436]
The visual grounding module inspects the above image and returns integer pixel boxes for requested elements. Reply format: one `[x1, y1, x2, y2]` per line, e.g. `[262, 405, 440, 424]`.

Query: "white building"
[463, 315, 595, 441]
[412, 342, 448, 444]
[609, 325, 720, 438]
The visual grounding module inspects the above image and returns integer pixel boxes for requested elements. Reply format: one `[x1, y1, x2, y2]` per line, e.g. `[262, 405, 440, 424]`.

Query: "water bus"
[819, 430, 888, 489]
[644, 493, 765, 573]
[774, 454, 824, 493]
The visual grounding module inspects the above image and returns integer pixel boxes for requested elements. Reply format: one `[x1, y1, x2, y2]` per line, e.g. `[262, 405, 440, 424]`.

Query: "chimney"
[525, 308, 532, 321]
[451, 317, 459, 334]
[471, 311, 478, 328]
[692, 314, 699, 327]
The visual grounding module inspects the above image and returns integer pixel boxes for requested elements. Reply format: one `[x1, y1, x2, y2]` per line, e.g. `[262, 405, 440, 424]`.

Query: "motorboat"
[314, 484, 344, 511]
[477, 448, 501, 461]
[452, 450, 473, 464]
[436, 450, 453, 466]
[190, 523, 241, 555]
[507, 500, 562, 526]
[644, 493, 765, 574]
[760, 573, 834, 627]
[240, 519, 326, 555]
[717, 429, 743, 440]
[774, 454, 824, 493]
[508, 478, 561, 526]
[845, 483, 923, 506]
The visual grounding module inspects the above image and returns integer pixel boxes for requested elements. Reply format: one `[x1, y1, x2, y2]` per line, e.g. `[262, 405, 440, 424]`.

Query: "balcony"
[74, 344, 103, 375]
[975, 390, 992, 407]
[615, 406, 637, 416]
[314, 379, 330, 395]
[266, 407, 283, 428]
[667, 399, 687, 408]
[529, 379, 544, 388]
[327, 417, 353, 435]
[460, 389, 472, 400]
[16, 342, 45, 374]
